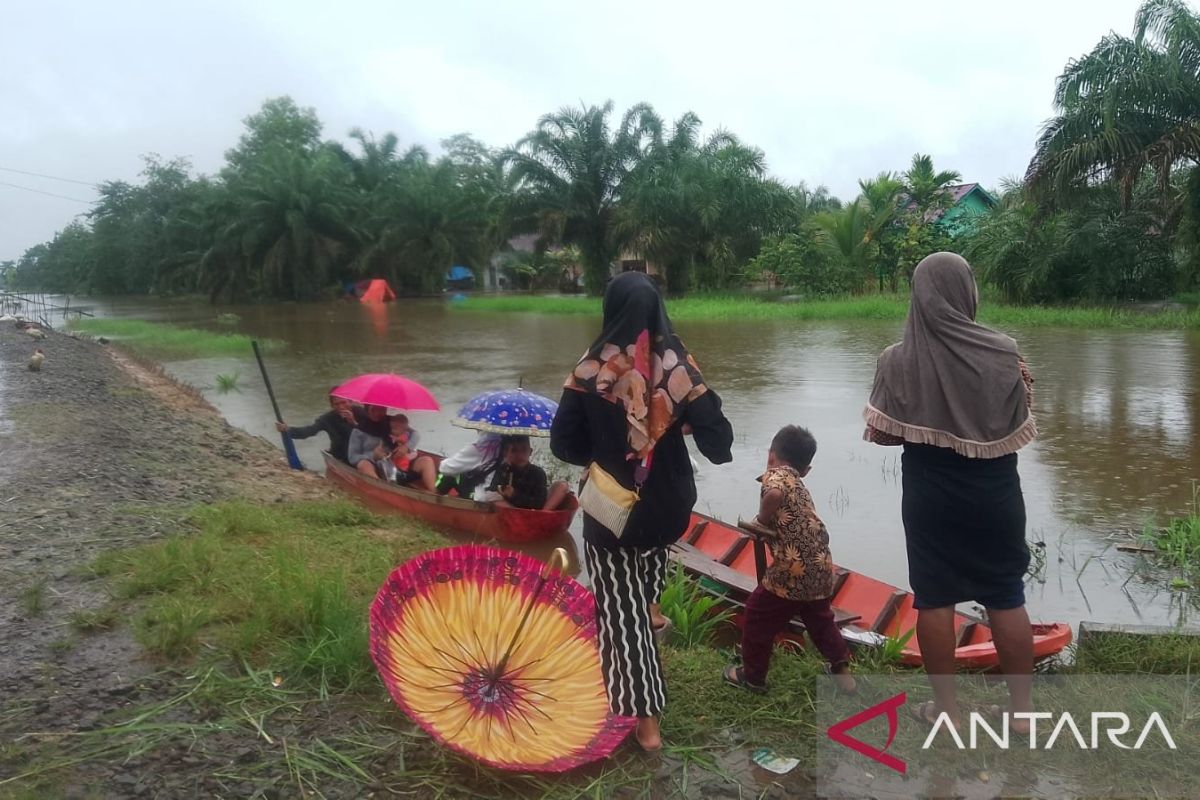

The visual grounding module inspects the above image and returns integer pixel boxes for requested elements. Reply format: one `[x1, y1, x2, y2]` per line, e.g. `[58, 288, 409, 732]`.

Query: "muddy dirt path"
[0, 323, 330, 795]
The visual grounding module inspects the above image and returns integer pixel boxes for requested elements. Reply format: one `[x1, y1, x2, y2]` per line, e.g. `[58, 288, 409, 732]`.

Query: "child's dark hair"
[771, 425, 817, 469]
[502, 435, 531, 451]
[389, 413, 409, 424]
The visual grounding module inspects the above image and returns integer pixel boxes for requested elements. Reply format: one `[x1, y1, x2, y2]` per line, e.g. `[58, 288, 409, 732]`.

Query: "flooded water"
[77, 295, 1200, 631]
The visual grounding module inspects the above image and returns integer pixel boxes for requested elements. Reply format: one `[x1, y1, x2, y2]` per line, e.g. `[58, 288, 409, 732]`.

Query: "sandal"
[908, 700, 943, 727]
[722, 665, 768, 695]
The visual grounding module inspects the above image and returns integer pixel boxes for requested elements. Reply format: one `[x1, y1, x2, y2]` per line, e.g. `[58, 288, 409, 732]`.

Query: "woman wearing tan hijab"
[865, 252, 1036, 731]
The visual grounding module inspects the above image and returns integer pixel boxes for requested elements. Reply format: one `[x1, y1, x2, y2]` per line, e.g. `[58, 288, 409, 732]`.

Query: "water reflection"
[1026, 330, 1198, 530]
[79, 297, 1200, 629]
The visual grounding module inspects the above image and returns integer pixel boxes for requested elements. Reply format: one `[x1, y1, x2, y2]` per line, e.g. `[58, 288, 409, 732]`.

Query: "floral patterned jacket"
[759, 465, 836, 602]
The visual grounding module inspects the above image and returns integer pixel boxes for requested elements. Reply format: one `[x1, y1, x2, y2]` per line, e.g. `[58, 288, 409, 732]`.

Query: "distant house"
[487, 235, 584, 291]
[615, 251, 668, 284]
[485, 234, 539, 290]
[925, 183, 997, 237]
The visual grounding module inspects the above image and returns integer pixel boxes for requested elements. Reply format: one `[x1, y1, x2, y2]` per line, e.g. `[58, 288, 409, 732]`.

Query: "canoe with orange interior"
[670, 512, 1073, 670]
[322, 451, 578, 543]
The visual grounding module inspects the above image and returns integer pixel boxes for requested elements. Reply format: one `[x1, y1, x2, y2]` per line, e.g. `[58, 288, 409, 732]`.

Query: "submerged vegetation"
[5, 1, 1197, 304]
[214, 371, 241, 393]
[1140, 486, 1200, 586]
[70, 318, 279, 358]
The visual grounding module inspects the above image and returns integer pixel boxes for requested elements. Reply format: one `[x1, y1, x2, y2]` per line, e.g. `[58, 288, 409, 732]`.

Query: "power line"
[0, 165, 99, 187]
[0, 181, 96, 204]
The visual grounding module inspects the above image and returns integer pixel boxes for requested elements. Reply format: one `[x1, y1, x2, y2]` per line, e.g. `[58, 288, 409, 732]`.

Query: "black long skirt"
[901, 443, 1029, 610]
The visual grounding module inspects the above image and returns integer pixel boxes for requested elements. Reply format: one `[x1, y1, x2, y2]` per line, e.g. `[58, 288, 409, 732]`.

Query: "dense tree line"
[7, 0, 1198, 302]
[963, 0, 1200, 302]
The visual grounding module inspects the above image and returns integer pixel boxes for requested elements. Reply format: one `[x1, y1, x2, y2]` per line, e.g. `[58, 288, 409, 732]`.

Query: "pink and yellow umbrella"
[369, 545, 634, 772]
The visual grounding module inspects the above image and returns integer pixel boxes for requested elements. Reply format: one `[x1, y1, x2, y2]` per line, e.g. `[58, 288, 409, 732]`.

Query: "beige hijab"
[863, 252, 1035, 459]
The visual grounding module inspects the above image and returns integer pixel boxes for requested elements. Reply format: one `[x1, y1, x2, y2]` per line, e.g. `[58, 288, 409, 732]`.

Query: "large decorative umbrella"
[331, 373, 439, 411]
[451, 389, 558, 437]
[370, 545, 634, 772]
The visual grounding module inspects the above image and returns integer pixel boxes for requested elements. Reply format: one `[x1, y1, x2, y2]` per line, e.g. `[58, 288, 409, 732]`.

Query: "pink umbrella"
[331, 373, 440, 411]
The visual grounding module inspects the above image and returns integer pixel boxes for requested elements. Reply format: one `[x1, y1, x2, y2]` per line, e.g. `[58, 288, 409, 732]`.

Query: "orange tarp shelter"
[359, 279, 396, 303]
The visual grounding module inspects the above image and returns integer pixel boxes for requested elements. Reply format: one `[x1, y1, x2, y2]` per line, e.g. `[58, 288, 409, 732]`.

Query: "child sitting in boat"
[481, 436, 571, 511]
[723, 425, 856, 695]
[348, 412, 438, 491]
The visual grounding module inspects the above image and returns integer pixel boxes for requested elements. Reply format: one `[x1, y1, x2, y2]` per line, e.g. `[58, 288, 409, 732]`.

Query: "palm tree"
[857, 172, 906, 289]
[618, 118, 790, 292]
[791, 181, 841, 219]
[206, 147, 358, 300]
[352, 141, 500, 294]
[1026, 0, 1200, 207]
[815, 201, 872, 282]
[505, 101, 662, 294]
[903, 154, 961, 216]
[331, 128, 428, 193]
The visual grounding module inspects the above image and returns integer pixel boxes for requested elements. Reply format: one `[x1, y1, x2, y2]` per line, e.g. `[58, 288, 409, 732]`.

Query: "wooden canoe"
[671, 512, 1073, 670]
[323, 451, 578, 543]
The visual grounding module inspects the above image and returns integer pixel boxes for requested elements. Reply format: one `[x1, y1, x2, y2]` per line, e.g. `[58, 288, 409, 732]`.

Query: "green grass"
[457, 293, 1200, 329]
[661, 645, 824, 750]
[68, 605, 121, 633]
[69, 318, 281, 359]
[3, 496, 855, 796]
[101, 499, 442, 692]
[40, 492, 1200, 796]
[19, 581, 46, 617]
[1072, 630, 1200, 673]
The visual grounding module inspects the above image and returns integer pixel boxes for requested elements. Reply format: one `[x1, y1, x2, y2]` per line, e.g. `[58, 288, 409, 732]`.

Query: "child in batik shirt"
[723, 425, 855, 694]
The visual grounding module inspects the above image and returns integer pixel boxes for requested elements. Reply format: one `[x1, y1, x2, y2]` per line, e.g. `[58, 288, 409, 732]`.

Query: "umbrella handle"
[539, 547, 569, 579]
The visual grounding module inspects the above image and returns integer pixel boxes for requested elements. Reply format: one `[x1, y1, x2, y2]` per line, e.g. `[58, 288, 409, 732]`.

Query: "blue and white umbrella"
[451, 389, 559, 437]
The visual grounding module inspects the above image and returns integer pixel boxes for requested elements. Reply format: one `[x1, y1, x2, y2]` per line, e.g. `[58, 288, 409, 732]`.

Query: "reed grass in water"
[1140, 486, 1200, 587]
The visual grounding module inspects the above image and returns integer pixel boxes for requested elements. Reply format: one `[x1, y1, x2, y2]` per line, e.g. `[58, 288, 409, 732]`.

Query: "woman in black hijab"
[551, 272, 733, 751]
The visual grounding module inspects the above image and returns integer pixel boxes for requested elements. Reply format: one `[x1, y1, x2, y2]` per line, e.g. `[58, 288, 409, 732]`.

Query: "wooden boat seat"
[670, 543, 862, 628]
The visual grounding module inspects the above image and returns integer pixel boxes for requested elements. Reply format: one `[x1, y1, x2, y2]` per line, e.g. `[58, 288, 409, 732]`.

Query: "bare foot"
[1008, 705, 1033, 735]
[831, 665, 857, 695]
[635, 717, 662, 752]
[649, 603, 669, 630]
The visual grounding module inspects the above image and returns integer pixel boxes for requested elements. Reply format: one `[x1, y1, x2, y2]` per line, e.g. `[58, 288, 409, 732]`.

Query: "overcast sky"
[2, 0, 1148, 261]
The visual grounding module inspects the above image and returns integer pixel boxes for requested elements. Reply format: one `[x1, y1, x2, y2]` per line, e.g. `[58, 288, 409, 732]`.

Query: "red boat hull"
[323, 452, 578, 543]
[672, 512, 1072, 670]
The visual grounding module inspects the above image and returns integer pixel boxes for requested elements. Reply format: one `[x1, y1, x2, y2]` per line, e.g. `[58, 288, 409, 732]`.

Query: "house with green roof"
[929, 183, 997, 237]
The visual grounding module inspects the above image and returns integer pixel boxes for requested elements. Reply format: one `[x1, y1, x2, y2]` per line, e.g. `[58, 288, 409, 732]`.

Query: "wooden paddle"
[252, 340, 304, 470]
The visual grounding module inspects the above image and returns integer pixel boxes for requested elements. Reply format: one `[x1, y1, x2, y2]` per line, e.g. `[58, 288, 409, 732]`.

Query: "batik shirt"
[760, 465, 836, 602]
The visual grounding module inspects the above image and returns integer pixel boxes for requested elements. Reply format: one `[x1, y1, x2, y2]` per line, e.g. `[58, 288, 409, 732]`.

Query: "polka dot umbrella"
[369, 545, 635, 772]
[451, 388, 558, 437]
